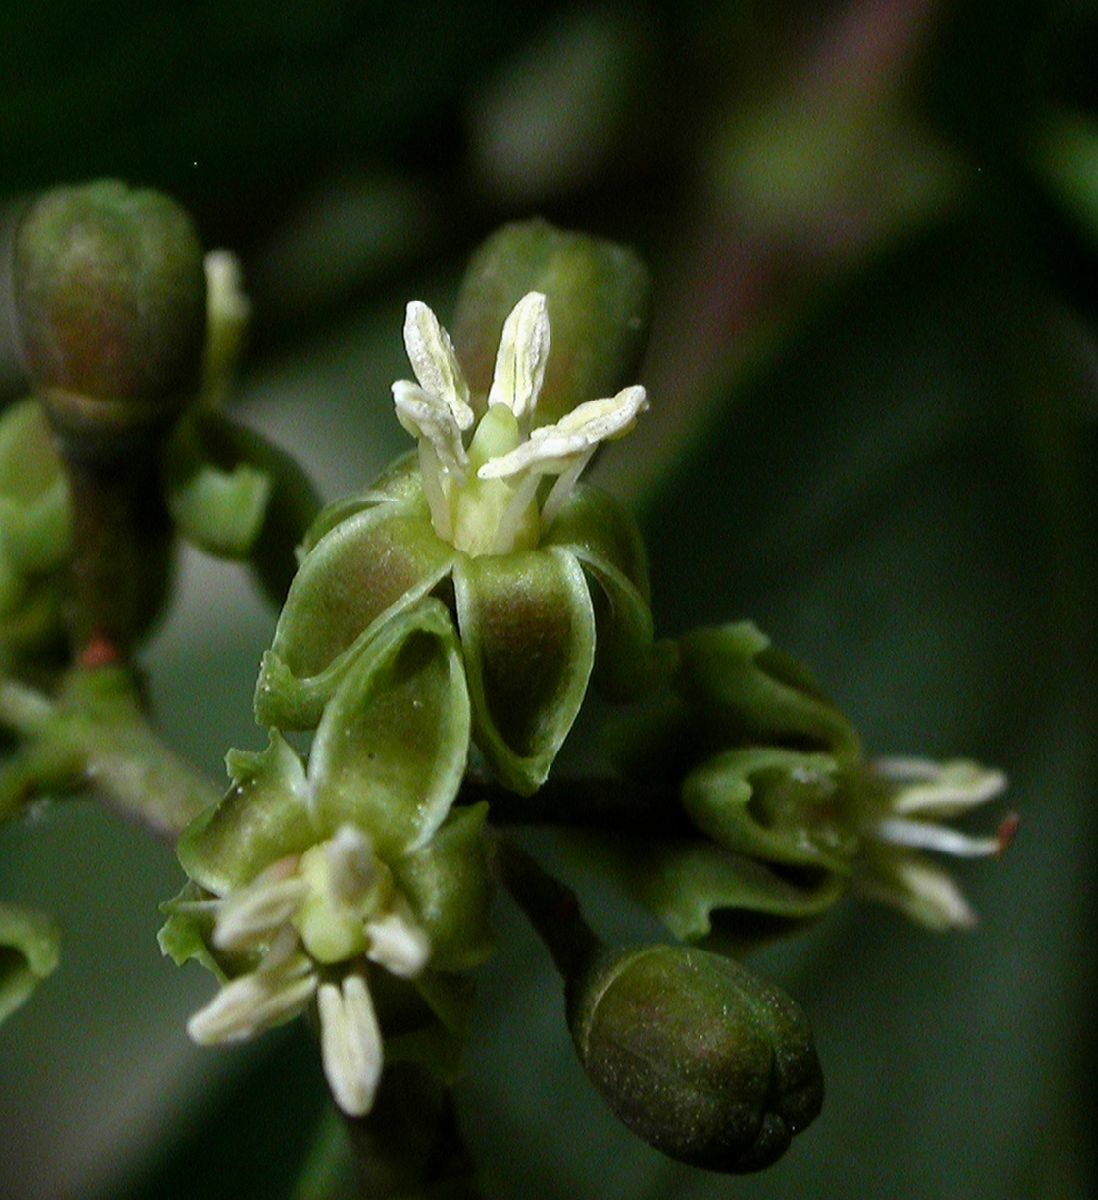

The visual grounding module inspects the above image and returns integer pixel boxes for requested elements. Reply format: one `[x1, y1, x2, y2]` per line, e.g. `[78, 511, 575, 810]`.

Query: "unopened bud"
[13, 180, 206, 451]
[568, 945, 823, 1173]
[452, 219, 650, 426]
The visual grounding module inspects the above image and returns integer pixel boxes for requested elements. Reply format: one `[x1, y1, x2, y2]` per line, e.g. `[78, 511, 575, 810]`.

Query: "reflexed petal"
[177, 731, 316, 896]
[544, 483, 655, 701]
[256, 504, 453, 729]
[683, 748, 855, 873]
[403, 301, 474, 430]
[318, 975, 384, 1117]
[393, 803, 494, 972]
[0, 903, 60, 1026]
[677, 623, 861, 758]
[577, 834, 846, 952]
[487, 291, 550, 422]
[309, 600, 470, 857]
[453, 547, 595, 795]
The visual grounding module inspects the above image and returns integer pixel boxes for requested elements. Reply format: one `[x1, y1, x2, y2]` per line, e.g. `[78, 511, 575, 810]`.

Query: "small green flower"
[256, 292, 656, 792]
[164, 602, 492, 1115]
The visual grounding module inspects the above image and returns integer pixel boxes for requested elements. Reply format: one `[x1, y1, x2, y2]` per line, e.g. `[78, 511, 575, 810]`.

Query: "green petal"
[581, 834, 845, 951]
[298, 451, 427, 558]
[163, 410, 322, 603]
[256, 504, 453, 729]
[157, 882, 224, 978]
[394, 803, 494, 973]
[177, 730, 317, 895]
[678, 622, 860, 757]
[545, 483, 655, 701]
[163, 414, 272, 558]
[683, 747, 856, 873]
[0, 902, 61, 1025]
[309, 599, 470, 857]
[453, 547, 595, 795]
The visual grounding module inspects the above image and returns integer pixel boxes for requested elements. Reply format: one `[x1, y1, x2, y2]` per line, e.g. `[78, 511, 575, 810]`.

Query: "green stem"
[62, 453, 172, 658]
[0, 666, 219, 839]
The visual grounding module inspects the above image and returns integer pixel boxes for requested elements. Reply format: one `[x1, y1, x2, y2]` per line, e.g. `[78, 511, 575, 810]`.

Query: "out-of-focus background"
[1, 2, 1096, 1197]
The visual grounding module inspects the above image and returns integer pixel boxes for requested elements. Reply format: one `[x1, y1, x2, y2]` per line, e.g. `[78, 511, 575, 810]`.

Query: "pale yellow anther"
[318, 974, 384, 1117]
[402, 301, 474, 431]
[487, 291, 550, 422]
[365, 908, 430, 979]
[391, 381, 469, 477]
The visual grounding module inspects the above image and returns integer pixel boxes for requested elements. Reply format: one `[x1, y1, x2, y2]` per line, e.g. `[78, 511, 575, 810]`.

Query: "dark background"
[1, 2, 1095, 1197]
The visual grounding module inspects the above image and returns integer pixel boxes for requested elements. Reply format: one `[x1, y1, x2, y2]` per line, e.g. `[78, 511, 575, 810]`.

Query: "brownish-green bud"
[13, 180, 206, 451]
[451, 218, 650, 426]
[568, 945, 823, 1173]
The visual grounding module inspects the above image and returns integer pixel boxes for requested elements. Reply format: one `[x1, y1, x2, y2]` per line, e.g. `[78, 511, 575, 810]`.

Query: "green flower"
[163, 602, 492, 1115]
[256, 292, 656, 793]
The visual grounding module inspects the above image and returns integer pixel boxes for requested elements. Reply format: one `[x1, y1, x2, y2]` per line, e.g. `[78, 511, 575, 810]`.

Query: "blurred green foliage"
[2, 2, 1096, 1198]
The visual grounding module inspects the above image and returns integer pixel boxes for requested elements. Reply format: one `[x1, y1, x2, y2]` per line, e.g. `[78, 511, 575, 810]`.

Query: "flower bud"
[13, 180, 206, 450]
[451, 219, 650, 426]
[568, 945, 823, 1173]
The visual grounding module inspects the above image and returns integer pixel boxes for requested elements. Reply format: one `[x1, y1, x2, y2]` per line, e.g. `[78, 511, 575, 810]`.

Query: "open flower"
[255, 295, 657, 793]
[185, 825, 429, 1116]
[162, 602, 492, 1114]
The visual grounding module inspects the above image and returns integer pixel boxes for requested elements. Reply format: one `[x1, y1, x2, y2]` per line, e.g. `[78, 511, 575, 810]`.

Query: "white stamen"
[392, 381, 469, 477]
[487, 292, 550, 423]
[875, 817, 1002, 858]
[477, 386, 648, 481]
[875, 757, 1007, 815]
[187, 955, 317, 1044]
[318, 975, 384, 1116]
[204, 250, 251, 326]
[491, 471, 543, 556]
[213, 876, 309, 951]
[417, 441, 454, 541]
[403, 302, 474, 431]
[365, 909, 430, 978]
[540, 449, 594, 529]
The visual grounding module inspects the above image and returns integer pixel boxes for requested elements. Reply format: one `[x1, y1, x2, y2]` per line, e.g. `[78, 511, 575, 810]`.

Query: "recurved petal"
[256, 504, 453, 729]
[544, 483, 655, 701]
[453, 547, 595, 795]
[177, 731, 317, 896]
[309, 600, 470, 858]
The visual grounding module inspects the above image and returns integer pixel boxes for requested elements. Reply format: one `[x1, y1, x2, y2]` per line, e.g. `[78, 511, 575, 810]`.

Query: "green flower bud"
[568, 945, 823, 1173]
[13, 180, 206, 452]
[451, 219, 650, 426]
